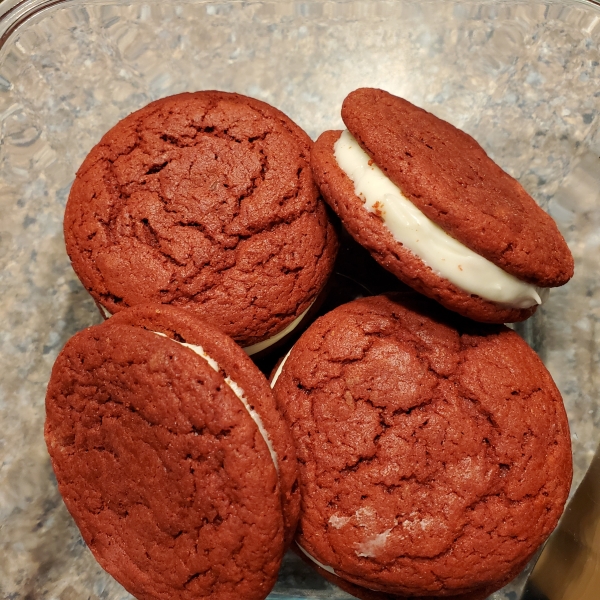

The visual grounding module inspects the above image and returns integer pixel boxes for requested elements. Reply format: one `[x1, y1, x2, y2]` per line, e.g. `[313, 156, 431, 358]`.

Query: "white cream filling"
[296, 543, 337, 575]
[243, 303, 313, 356]
[269, 348, 293, 389]
[152, 332, 279, 473]
[99, 304, 312, 356]
[296, 541, 383, 592]
[334, 130, 548, 309]
[98, 304, 111, 319]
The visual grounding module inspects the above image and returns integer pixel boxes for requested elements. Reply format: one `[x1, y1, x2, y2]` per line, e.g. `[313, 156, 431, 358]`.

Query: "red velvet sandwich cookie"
[272, 293, 572, 598]
[311, 88, 574, 323]
[64, 90, 338, 352]
[45, 304, 300, 600]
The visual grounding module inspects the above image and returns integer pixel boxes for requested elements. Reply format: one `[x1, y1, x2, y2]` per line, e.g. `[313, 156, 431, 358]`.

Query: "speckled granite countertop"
[0, 1, 599, 599]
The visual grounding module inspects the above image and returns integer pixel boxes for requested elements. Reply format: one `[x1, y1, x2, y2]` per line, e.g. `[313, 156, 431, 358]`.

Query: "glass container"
[0, 1, 598, 598]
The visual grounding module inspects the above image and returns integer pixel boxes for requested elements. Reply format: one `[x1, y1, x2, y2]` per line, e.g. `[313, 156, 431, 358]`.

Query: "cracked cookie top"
[64, 91, 338, 346]
[272, 293, 572, 597]
[45, 318, 286, 600]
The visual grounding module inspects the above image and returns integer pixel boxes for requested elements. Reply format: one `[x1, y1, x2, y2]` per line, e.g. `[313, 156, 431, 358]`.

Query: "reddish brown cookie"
[65, 91, 338, 347]
[311, 88, 573, 323]
[45, 306, 301, 600]
[272, 293, 572, 597]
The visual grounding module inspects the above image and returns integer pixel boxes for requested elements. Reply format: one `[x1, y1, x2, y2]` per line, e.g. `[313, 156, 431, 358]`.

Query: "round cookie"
[272, 293, 572, 597]
[311, 88, 573, 323]
[45, 305, 300, 600]
[64, 90, 338, 349]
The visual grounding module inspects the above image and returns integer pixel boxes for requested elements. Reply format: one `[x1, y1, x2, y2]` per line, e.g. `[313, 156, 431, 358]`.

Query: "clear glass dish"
[0, 0, 598, 598]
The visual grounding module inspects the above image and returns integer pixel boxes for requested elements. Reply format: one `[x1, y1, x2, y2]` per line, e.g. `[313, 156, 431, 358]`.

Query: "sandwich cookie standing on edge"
[310, 88, 574, 323]
[64, 90, 338, 351]
[271, 293, 572, 598]
[45, 305, 300, 600]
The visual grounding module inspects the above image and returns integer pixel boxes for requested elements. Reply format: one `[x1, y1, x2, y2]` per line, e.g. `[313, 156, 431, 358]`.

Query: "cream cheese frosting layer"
[270, 348, 293, 389]
[334, 129, 548, 309]
[98, 304, 111, 319]
[296, 542, 382, 592]
[101, 303, 313, 356]
[296, 543, 336, 575]
[152, 332, 279, 473]
[243, 303, 314, 356]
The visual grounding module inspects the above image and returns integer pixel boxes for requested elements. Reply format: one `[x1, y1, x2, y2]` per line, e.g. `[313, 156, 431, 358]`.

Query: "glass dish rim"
[0, 1, 598, 599]
[1, 0, 600, 56]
